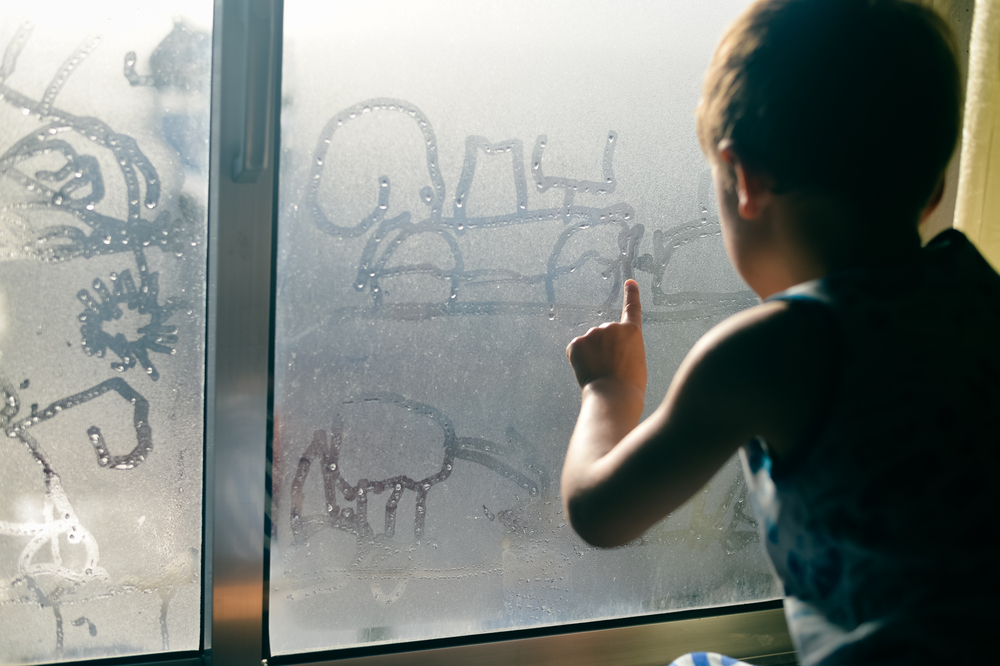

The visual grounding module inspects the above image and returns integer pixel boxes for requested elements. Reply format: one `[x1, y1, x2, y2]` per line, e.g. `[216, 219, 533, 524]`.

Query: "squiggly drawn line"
[71, 616, 98, 637]
[0, 376, 156, 656]
[0, 24, 193, 265]
[0, 464, 107, 657]
[302, 98, 753, 322]
[531, 130, 617, 224]
[303, 99, 643, 314]
[316, 291, 758, 334]
[37, 36, 102, 118]
[124, 19, 211, 92]
[290, 394, 546, 548]
[2, 377, 153, 471]
[0, 24, 199, 657]
[1, 25, 188, 386]
[0, 471, 106, 582]
[123, 51, 156, 88]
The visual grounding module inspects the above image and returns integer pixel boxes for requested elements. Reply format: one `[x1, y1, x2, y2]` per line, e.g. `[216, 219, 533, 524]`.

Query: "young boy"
[560, 1, 999, 665]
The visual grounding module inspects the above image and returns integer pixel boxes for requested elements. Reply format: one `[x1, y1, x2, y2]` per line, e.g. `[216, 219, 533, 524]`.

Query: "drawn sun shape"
[77, 269, 180, 381]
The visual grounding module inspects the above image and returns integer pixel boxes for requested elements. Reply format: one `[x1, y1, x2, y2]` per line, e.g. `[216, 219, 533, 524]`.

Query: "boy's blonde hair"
[696, 0, 961, 222]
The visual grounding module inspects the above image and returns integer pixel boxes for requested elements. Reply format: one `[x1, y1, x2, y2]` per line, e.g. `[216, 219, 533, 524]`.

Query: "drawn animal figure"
[289, 393, 547, 545]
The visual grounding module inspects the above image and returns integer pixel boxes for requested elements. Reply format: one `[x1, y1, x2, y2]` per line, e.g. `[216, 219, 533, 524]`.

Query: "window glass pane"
[271, 0, 776, 655]
[0, 3, 210, 662]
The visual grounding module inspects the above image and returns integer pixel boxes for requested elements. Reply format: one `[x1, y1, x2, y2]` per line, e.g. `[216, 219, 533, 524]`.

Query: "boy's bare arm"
[561, 280, 833, 548]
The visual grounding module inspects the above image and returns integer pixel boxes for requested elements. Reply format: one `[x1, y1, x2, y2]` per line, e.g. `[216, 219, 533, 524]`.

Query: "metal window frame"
[14, 0, 979, 663]
[3, 2, 791, 665]
[204, 0, 280, 665]
[0, 1, 795, 665]
[199, 1, 795, 665]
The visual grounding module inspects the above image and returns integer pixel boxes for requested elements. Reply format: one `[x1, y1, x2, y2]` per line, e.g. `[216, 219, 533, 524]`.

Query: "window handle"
[232, 0, 275, 183]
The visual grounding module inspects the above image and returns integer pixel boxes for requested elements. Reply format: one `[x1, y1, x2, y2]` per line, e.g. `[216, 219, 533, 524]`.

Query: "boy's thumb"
[621, 279, 642, 327]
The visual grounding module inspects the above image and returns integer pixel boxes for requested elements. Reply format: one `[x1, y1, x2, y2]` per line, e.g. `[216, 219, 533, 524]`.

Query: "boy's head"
[697, 0, 960, 224]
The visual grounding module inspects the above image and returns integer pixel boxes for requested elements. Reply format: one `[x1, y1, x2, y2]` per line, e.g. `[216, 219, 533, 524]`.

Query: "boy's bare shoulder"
[680, 298, 837, 460]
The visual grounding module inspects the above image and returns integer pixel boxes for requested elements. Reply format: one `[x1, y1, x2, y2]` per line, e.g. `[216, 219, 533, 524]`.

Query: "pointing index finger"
[620, 279, 642, 328]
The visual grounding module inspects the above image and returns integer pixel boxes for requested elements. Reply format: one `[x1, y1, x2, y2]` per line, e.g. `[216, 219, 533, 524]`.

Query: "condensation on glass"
[271, 0, 776, 655]
[0, 3, 210, 662]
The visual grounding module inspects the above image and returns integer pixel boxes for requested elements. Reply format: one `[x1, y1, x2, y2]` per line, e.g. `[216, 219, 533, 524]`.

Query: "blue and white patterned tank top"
[740, 230, 1000, 666]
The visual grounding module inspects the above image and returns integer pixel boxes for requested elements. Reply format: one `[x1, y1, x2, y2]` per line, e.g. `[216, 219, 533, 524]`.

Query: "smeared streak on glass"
[120, 547, 199, 650]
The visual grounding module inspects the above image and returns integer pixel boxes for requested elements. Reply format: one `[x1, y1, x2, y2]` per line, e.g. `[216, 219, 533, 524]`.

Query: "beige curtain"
[955, 0, 1000, 269]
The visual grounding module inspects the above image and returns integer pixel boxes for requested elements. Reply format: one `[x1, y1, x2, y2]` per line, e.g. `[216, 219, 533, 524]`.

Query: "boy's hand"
[566, 279, 647, 393]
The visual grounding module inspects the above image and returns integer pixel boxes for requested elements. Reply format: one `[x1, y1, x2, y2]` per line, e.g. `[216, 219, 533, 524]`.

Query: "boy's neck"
[811, 219, 923, 274]
[765, 194, 923, 296]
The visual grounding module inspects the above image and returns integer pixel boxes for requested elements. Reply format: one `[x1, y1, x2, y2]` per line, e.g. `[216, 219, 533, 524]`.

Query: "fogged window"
[0, 3, 210, 662]
[271, 0, 776, 655]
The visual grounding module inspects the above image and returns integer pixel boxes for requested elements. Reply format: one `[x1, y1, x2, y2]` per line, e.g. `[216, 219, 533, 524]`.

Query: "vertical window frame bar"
[205, 0, 281, 664]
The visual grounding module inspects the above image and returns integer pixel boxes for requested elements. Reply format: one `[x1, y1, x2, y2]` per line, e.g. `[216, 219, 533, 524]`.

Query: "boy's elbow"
[563, 493, 632, 549]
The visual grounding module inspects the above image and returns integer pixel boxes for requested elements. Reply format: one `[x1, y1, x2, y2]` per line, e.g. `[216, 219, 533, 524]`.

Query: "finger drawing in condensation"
[286, 394, 550, 608]
[1, 21, 203, 657]
[290, 393, 548, 546]
[304, 98, 757, 323]
[280, 101, 761, 611]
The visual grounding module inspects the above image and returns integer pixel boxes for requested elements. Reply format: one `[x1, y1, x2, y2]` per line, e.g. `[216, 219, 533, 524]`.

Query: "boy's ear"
[717, 140, 772, 220]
